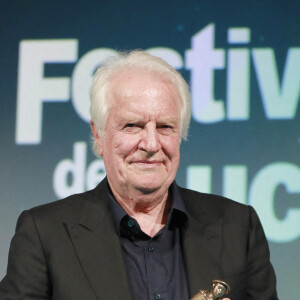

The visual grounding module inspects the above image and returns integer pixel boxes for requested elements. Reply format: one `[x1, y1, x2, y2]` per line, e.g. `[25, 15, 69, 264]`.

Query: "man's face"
[94, 70, 181, 197]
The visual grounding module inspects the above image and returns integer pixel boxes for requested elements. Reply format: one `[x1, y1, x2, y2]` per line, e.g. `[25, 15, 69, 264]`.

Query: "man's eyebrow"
[157, 118, 178, 125]
[116, 116, 179, 126]
[117, 116, 143, 125]
[119, 115, 144, 123]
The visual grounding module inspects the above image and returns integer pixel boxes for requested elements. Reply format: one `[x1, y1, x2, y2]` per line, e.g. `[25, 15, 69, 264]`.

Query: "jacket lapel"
[65, 180, 132, 300]
[181, 191, 223, 298]
[64, 181, 223, 299]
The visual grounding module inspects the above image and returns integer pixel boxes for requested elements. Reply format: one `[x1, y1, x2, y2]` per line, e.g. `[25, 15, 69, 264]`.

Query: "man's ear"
[90, 120, 104, 156]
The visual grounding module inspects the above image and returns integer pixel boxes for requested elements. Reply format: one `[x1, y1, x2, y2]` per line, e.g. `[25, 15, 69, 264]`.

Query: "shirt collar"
[107, 181, 188, 236]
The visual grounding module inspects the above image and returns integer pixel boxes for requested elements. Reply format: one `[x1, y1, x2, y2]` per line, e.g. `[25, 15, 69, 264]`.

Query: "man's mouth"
[132, 160, 163, 167]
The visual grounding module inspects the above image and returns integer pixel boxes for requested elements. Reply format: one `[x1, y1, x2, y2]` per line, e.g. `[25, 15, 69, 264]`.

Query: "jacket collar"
[64, 178, 133, 300]
[65, 179, 223, 299]
[178, 185, 223, 297]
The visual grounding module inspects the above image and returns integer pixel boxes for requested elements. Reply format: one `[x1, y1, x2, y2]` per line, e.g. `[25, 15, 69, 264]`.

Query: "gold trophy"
[191, 279, 230, 300]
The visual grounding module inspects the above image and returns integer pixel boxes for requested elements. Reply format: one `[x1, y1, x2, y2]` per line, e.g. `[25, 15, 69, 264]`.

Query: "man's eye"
[158, 125, 174, 134]
[123, 123, 141, 133]
[160, 124, 173, 129]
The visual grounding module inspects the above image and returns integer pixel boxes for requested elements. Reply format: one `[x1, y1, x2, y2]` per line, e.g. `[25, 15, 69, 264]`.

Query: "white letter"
[227, 28, 251, 120]
[185, 24, 225, 123]
[72, 48, 118, 122]
[252, 48, 300, 119]
[16, 40, 78, 144]
[53, 142, 86, 198]
[86, 159, 106, 190]
[186, 165, 212, 193]
[227, 49, 250, 120]
[223, 165, 248, 204]
[227, 27, 250, 44]
[249, 162, 300, 242]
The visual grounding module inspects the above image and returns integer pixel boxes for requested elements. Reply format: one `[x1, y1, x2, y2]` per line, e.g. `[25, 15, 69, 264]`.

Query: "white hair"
[90, 50, 191, 156]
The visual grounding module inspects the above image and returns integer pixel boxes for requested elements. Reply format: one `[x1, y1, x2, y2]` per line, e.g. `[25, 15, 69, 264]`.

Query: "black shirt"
[108, 182, 190, 300]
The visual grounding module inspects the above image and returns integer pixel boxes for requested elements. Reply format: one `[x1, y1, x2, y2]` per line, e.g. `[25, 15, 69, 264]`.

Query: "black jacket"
[0, 178, 278, 299]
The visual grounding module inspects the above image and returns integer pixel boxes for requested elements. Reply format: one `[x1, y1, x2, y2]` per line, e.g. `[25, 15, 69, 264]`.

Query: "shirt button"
[148, 246, 154, 253]
[154, 294, 161, 299]
[127, 219, 134, 228]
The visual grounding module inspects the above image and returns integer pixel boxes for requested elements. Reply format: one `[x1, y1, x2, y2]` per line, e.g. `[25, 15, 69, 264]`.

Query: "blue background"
[0, 1, 299, 298]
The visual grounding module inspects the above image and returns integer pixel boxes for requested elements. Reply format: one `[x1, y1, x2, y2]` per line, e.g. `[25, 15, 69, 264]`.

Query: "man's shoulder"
[29, 190, 91, 218]
[26, 179, 108, 225]
[177, 185, 250, 219]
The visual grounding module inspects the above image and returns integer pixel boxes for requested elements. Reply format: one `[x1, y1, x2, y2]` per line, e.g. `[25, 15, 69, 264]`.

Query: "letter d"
[53, 142, 86, 198]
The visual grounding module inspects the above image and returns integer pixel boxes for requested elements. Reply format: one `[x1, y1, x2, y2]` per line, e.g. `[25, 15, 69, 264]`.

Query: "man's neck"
[129, 197, 171, 237]
[109, 183, 171, 237]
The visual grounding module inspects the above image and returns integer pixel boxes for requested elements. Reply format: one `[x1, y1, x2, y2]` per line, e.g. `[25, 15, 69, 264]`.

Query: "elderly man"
[0, 51, 278, 300]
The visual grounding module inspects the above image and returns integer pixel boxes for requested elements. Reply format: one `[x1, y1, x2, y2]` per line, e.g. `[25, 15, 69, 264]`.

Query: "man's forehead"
[108, 76, 179, 104]
[117, 113, 179, 124]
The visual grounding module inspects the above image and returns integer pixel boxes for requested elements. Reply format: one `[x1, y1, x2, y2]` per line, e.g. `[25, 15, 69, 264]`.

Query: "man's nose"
[139, 124, 161, 154]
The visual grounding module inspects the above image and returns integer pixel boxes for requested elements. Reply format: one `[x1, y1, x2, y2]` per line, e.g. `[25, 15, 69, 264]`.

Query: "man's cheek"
[118, 140, 139, 155]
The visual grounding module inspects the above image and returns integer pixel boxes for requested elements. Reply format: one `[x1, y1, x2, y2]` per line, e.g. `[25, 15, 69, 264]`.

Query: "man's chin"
[133, 180, 165, 195]
[127, 173, 174, 195]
